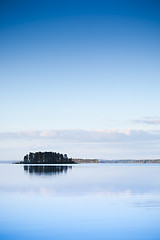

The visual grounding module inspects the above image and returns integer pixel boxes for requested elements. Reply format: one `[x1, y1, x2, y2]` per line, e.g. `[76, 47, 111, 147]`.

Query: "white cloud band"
[0, 129, 160, 143]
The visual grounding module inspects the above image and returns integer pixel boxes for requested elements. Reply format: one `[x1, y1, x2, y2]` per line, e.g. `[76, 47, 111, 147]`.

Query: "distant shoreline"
[12, 159, 160, 164]
[1, 159, 160, 164]
[99, 159, 160, 164]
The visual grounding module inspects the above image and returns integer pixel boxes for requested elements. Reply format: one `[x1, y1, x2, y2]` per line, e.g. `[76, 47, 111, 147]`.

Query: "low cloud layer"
[1, 129, 160, 160]
[0, 129, 160, 143]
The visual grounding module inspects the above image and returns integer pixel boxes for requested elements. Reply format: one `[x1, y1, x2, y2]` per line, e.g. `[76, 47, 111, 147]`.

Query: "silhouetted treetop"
[23, 151, 75, 164]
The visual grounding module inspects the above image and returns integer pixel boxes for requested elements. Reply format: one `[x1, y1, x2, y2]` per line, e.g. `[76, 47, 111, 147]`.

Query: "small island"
[17, 151, 76, 164]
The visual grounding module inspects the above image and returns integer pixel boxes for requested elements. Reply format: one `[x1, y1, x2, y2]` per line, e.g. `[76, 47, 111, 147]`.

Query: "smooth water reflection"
[0, 164, 160, 240]
[24, 165, 72, 176]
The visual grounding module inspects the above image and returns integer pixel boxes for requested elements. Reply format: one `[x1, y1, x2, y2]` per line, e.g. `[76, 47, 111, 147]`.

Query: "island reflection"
[24, 165, 72, 176]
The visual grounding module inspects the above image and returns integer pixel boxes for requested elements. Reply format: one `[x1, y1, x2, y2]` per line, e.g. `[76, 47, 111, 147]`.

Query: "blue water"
[0, 164, 160, 240]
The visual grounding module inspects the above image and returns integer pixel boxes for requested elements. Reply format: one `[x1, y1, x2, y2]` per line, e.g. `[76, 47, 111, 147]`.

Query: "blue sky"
[0, 0, 160, 160]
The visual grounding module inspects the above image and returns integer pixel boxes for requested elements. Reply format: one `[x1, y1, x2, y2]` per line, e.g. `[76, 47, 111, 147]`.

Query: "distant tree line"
[23, 151, 75, 164]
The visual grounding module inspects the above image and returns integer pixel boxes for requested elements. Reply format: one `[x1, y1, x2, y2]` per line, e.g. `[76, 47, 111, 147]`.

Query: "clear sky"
[0, 0, 160, 160]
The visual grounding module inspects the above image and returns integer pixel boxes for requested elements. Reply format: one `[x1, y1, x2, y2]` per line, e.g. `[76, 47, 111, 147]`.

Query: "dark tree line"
[23, 151, 75, 164]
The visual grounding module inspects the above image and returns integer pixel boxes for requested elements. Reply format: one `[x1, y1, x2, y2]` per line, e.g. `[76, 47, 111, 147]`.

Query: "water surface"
[0, 164, 160, 240]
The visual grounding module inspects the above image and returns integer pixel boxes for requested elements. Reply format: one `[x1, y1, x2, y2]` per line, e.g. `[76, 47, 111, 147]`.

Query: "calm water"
[0, 163, 160, 240]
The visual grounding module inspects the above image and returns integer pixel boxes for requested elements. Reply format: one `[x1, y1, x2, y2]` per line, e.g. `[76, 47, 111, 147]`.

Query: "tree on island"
[23, 151, 75, 164]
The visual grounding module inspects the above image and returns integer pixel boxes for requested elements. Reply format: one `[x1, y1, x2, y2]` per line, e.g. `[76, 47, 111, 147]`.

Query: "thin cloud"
[133, 117, 160, 125]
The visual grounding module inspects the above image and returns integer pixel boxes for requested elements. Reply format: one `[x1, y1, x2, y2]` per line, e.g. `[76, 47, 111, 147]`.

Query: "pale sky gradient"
[0, 0, 160, 160]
